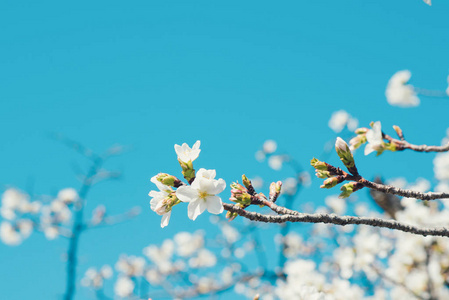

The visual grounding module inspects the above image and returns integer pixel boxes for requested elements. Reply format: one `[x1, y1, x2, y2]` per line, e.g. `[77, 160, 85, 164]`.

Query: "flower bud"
[393, 125, 404, 140]
[339, 182, 363, 198]
[315, 170, 331, 179]
[226, 211, 238, 221]
[310, 158, 328, 171]
[269, 181, 282, 201]
[335, 137, 357, 175]
[320, 177, 340, 189]
[355, 127, 369, 134]
[178, 160, 195, 183]
[242, 175, 252, 190]
[156, 173, 182, 187]
[349, 134, 367, 151]
[154, 193, 180, 215]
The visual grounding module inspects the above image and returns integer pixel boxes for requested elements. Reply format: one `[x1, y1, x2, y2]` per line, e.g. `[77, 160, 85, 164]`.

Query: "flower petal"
[364, 144, 375, 156]
[206, 195, 224, 214]
[161, 212, 171, 228]
[188, 200, 207, 220]
[209, 178, 227, 195]
[176, 186, 198, 203]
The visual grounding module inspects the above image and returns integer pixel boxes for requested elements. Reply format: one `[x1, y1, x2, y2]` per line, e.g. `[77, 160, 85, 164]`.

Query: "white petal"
[206, 196, 224, 214]
[192, 140, 201, 150]
[209, 178, 227, 195]
[196, 168, 216, 180]
[188, 200, 207, 220]
[149, 195, 161, 211]
[176, 186, 198, 203]
[364, 144, 375, 156]
[161, 212, 171, 228]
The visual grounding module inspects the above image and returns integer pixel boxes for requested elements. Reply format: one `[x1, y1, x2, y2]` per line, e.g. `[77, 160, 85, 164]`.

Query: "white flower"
[174, 231, 204, 257]
[434, 152, 449, 181]
[423, 0, 431, 6]
[176, 168, 226, 220]
[263, 140, 277, 154]
[364, 121, 383, 155]
[329, 110, 350, 133]
[385, 70, 420, 107]
[325, 196, 346, 215]
[328, 110, 358, 133]
[189, 249, 217, 268]
[114, 276, 135, 298]
[0, 221, 21, 245]
[268, 155, 283, 170]
[57, 188, 78, 204]
[149, 175, 174, 228]
[174, 140, 201, 163]
[0, 219, 33, 246]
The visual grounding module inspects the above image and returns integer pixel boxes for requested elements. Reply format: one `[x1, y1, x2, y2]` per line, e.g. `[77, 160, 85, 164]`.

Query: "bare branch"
[222, 203, 449, 238]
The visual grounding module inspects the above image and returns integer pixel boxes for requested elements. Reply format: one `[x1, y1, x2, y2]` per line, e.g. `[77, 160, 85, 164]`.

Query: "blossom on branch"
[364, 121, 384, 155]
[175, 140, 201, 163]
[176, 169, 226, 220]
[149, 175, 178, 228]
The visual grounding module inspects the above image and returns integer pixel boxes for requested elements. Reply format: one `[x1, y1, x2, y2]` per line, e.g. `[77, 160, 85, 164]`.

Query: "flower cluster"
[148, 141, 226, 227]
[0, 187, 78, 245]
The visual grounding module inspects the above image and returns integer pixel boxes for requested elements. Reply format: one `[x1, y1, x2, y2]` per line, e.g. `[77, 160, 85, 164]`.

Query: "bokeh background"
[1, 0, 449, 299]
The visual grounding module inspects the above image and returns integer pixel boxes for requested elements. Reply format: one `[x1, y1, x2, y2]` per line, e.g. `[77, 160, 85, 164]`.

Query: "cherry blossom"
[148, 175, 175, 228]
[174, 140, 201, 163]
[176, 168, 226, 220]
[364, 121, 383, 155]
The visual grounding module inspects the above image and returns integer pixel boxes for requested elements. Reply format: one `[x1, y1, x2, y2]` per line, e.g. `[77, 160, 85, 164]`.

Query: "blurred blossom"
[328, 110, 358, 133]
[386, 177, 407, 189]
[1, 221, 22, 245]
[43, 226, 59, 240]
[282, 233, 304, 258]
[81, 265, 112, 289]
[268, 155, 283, 170]
[1, 188, 34, 220]
[174, 231, 204, 257]
[57, 188, 78, 204]
[255, 150, 266, 162]
[189, 249, 217, 268]
[114, 276, 134, 298]
[325, 196, 346, 215]
[263, 140, 277, 154]
[91, 205, 106, 225]
[115, 255, 146, 277]
[281, 177, 298, 195]
[385, 70, 420, 107]
[143, 240, 174, 273]
[299, 171, 311, 187]
[434, 152, 449, 181]
[221, 223, 240, 244]
[406, 178, 430, 193]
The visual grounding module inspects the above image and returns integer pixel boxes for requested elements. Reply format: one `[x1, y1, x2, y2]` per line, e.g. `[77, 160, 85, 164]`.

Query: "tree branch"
[222, 203, 449, 238]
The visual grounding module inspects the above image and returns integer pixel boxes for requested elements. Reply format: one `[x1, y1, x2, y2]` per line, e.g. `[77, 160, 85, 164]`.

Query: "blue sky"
[1, 0, 449, 299]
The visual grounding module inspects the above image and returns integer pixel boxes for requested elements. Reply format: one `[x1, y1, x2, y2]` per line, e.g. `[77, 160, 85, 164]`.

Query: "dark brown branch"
[222, 203, 449, 238]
